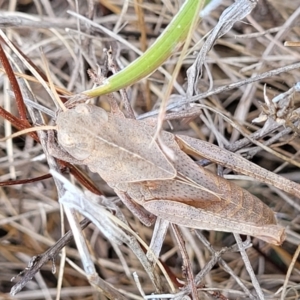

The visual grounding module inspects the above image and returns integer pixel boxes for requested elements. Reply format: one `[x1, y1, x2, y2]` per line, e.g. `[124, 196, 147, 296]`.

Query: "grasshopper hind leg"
[115, 190, 156, 226]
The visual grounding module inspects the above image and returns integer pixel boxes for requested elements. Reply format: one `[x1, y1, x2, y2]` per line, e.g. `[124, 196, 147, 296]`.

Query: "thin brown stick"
[0, 42, 28, 122]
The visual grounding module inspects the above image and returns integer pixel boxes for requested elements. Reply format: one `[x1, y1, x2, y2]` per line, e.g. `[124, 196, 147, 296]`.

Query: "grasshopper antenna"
[40, 50, 67, 111]
[0, 125, 57, 142]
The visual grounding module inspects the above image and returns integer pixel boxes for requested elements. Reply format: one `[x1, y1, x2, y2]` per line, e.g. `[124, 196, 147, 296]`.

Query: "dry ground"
[0, 0, 300, 299]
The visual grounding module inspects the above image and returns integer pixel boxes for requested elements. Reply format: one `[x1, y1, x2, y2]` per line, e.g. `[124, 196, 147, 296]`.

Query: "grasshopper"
[46, 101, 300, 245]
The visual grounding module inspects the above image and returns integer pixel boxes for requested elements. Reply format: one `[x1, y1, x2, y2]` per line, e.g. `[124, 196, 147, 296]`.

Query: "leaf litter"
[1, 0, 300, 299]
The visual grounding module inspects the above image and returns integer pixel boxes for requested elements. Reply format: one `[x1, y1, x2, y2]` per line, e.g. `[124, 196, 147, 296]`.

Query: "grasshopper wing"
[138, 133, 286, 245]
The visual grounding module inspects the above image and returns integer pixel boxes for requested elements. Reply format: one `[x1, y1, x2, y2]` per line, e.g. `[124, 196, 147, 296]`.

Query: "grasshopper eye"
[71, 138, 94, 160]
[59, 134, 92, 160]
[75, 135, 94, 150]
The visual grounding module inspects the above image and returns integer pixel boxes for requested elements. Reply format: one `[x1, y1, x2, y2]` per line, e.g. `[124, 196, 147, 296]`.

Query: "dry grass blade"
[1, 0, 300, 299]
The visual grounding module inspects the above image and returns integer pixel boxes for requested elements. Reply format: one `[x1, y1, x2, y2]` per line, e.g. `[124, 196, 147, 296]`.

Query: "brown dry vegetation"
[1, 0, 300, 299]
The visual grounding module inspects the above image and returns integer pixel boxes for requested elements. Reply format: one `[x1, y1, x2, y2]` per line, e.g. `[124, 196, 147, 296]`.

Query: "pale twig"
[52, 170, 174, 294]
[147, 218, 169, 263]
[139, 61, 300, 119]
[51, 170, 132, 300]
[10, 218, 91, 295]
[171, 224, 198, 300]
[186, 0, 257, 97]
[280, 244, 300, 299]
[234, 233, 264, 300]
[105, 47, 135, 119]
[194, 231, 256, 300]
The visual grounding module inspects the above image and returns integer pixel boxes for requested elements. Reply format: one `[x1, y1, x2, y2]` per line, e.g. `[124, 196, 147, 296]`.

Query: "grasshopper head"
[56, 104, 108, 161]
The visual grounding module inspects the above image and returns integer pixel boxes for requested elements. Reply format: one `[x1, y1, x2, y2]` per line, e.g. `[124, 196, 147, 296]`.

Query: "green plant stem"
[83, 0, 204, 97]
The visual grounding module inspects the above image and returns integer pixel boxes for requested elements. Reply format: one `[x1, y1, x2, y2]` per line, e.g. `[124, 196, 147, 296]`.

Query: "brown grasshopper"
[47, 102, 299, 245]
